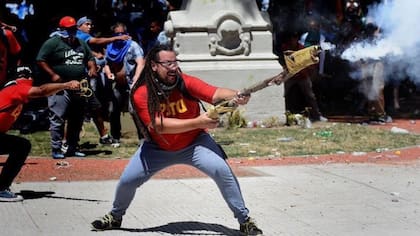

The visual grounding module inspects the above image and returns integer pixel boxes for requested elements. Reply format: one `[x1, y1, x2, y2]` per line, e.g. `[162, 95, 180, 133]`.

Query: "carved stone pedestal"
[164, 0, 285, 122]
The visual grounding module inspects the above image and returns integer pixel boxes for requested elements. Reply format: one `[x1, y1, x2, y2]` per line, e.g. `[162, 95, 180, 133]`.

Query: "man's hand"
[232, 92, 250, 105]
[29, 80, 81, 98]
[65, 80, 81, 90]
[117, 34, 131, 41]
[199, 112, 220, 128]
[51, 73, 61, 83]
[88, 68, 98, 78]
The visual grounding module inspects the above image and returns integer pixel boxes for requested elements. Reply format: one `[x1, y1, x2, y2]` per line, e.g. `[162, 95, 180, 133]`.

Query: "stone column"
[164, 0, 285, 122]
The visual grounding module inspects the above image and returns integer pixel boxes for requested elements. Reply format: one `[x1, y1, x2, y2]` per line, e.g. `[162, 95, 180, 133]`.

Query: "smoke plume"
[341, 0, 420, 83]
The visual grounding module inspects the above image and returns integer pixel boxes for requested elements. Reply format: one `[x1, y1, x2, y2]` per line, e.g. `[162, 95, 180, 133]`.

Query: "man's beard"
[159, 73, 179, 92]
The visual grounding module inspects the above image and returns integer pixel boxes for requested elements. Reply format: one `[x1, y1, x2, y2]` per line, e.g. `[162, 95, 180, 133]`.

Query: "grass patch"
[9, 121, 420, 159]
[211, 122, 419, 157]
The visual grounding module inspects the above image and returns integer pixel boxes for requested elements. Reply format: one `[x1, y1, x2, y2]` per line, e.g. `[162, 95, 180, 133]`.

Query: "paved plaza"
[1, 161, 420, 236]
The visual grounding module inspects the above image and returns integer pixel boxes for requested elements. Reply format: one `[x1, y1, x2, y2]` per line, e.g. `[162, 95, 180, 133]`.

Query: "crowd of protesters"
[0, 0, 180, 158]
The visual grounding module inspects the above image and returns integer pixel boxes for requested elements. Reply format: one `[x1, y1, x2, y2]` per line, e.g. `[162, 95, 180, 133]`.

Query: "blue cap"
[77, 16, 92, 27]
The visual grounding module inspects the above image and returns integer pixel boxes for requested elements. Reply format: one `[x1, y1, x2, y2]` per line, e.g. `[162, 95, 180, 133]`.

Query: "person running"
[0, 66, 80, 201]
[91, 45, 263, 235]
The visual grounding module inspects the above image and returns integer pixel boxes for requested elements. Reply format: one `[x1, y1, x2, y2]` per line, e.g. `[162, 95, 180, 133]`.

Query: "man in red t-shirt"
[0, 66, 80, 202]
[91, 45, 263, 235]
[0, 21, 21, 86]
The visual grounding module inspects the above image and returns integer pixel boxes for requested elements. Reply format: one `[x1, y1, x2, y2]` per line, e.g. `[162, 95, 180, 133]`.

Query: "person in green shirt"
[36, 16, 98, 159]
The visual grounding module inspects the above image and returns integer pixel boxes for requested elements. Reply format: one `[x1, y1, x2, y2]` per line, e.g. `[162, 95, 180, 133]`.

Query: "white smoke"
[341, 0, 420, 83]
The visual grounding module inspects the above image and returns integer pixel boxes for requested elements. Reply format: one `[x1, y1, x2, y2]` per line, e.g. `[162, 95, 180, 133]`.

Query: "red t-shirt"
[133, 73, 218, 151]
[0, 29, 21, 85]
[0, 79, 32, 133]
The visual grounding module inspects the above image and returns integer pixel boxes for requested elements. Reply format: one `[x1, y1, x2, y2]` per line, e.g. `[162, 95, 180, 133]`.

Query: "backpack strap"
[130, 108, 151, 141]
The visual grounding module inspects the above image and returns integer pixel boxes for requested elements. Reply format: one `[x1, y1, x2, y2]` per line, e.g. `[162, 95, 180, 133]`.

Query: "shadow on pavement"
[80, 141, 114, 156]
[116, 221, 241, 235]
[83, 150, 113, 156]
[17, 190, 108, 202]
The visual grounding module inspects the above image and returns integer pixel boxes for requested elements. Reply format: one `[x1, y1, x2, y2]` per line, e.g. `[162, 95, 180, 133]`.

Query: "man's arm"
[88, 34, 130, 45]
[37, 61, 61, 82]
[150, 87, 250, 134]
[27, 80, 80, 98]
[87, 60, 98, 78]
[131, 57, 145, 87]
[151, 113, 219, 134]
[212, 87, 250, 105]
[212, 88, 238, 104]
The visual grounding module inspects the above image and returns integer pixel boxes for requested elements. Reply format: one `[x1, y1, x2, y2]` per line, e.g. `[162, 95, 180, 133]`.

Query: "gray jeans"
[110, 132, 250, 224]
[48, 90, 85, 151]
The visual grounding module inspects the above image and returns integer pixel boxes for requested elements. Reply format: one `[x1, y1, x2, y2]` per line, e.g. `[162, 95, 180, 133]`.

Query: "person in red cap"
[59, 16, 77, 28]
[0, 66, 80, 201]
[36, 16, 98, 159]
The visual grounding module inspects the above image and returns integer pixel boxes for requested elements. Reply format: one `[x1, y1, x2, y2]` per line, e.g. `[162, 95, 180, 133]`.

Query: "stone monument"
[164, 0, 285, 122]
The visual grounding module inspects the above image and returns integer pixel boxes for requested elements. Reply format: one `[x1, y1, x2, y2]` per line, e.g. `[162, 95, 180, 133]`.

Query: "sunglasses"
[155, 60, 179, 68]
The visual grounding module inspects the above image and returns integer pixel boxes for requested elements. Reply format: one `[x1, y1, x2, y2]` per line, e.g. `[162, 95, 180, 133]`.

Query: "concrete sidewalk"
[1, 161, 420, 236]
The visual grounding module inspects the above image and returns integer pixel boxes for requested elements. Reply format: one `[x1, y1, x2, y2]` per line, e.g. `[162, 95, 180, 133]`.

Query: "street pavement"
[1, 161, 420, 236]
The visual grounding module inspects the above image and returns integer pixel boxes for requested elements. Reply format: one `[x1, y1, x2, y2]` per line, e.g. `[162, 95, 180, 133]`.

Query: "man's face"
[308, 20, 319, 31]
[152, 50, 179, 86]
[345, 0, 361, 16]
[66, 26, 78, 38]
[78, 21, 92, 33]
[150, 21, 161, 34]
[113, 25, 125, 35]
[112, 25, 128, 48]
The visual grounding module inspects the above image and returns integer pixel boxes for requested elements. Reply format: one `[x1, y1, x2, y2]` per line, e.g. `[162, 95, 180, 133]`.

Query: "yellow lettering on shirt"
[160, 98, 188, 116]
[11, 104, 23, 120]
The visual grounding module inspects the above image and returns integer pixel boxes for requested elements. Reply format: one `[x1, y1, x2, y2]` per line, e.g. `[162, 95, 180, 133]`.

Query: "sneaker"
[91, 213, 122, 231]
[311, 115, 328, 123]
[99, 134, 113, 145]
[240, 217, 263, 236]
[61, 142, 68, 153]
[65, 151, 86, 158]
[369, 115, 390, 125]
[52, 150, 65, 159]
[384, 115, 393, 123]
[65, 145, 86, 157]
[0, 189, 23, 202]
[111, 139, 121, 148]
[318, 116, 328, 122]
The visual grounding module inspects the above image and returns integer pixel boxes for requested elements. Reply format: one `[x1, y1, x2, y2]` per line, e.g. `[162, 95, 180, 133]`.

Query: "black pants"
[110, 85, 143, 141]
[0, 133, 31, 190]
[284, 76, 322, 120]
[110, 85, 127, 140]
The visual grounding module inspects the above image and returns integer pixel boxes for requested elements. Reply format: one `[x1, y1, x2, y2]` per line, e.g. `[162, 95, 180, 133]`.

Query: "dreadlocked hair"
[130, 44, 174, 138]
